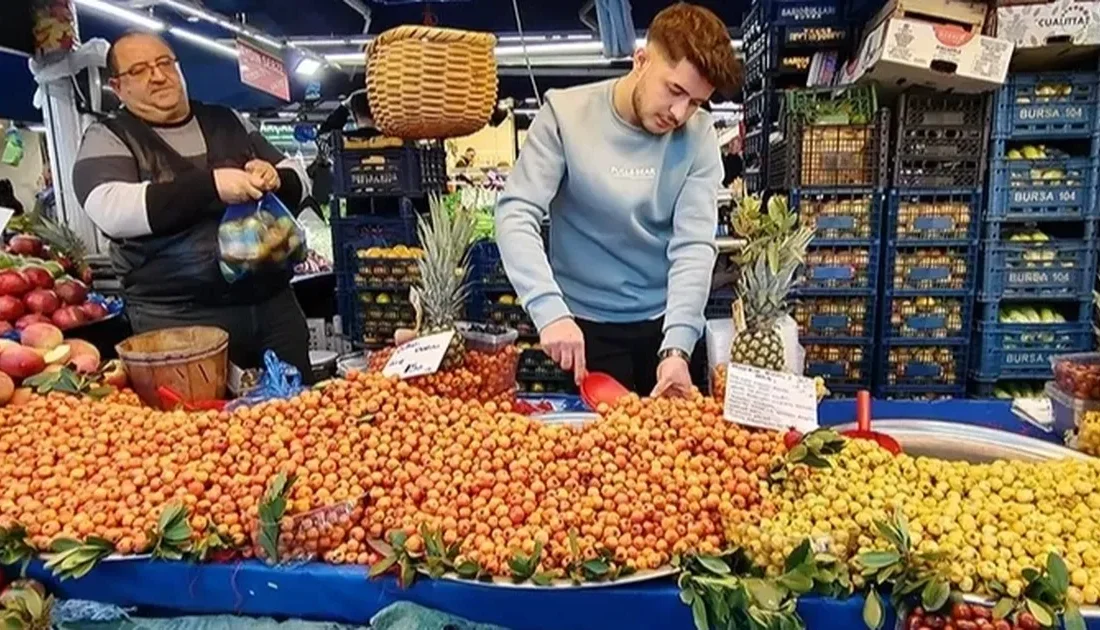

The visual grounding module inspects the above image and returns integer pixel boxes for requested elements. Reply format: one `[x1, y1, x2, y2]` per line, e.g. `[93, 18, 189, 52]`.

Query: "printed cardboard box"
[995, 0, 1100, 64]
[841, 17, 1014, 93]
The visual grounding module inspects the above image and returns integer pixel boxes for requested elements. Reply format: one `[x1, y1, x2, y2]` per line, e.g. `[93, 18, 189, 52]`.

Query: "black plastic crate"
[332, 135, 447, 198]
[771, 109, 890, 190]
[897, 90, 990, 129]
[744, 86, 784, 131]
[517, 348, 573, 384]
[893, 91, 990, 189]
[743, 0, 847, 41]
[744, 25, 848, 90]
[743, 125, 771, 177]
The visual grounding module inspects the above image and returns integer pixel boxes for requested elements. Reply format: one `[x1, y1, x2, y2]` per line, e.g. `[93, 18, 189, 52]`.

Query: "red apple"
[7, 235, 43, 258]
[79, 301, 108, 322]
[51, 305, 87, 331]
[0, 295, 24, 322]
[0, 271, 30, 297]
[15, 314, 52, 331]
[23, 289, 60, 316]
[54, 278, 88, 305]
[20, 266, 53, 290]
[0, 345, 45, 380]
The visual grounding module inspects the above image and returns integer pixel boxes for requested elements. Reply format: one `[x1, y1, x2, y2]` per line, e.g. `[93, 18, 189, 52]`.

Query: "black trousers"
[576, 318, 707, 395]
[126, 288, 314, 384]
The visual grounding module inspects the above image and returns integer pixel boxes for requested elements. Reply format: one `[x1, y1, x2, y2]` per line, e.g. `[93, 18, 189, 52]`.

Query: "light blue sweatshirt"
[495, 79, 721, 353]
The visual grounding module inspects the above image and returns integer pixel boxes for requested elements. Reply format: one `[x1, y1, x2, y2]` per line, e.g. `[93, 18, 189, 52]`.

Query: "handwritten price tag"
[382, 331, 455, 380]
[723, 363, 819, 433]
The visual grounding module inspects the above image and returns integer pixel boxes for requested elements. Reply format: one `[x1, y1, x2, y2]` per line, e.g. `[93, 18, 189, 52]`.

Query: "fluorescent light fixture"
[497, 55, 615, 67]
[289, 37, 373, 47]
[294, 57, 323, 77]
[495, 40, 603, 57]
[324, 52, 366, 64]
[74, 0, 166, 31]
[160, 0, 283, 49]
[277, 112, 297, 119]
[27, 124, 48, 133]
[514, 108, 539, 117]
[169, 26, 239, 58]
[711, 102, 742, 111]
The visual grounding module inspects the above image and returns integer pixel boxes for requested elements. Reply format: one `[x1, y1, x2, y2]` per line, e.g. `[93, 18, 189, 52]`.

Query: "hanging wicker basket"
[366, 26, 498, 139]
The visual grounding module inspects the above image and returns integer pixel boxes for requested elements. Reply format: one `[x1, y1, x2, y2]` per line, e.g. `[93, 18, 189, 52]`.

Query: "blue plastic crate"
[793, 295, 875, 340]
[878, 339, 969, 389]
[472, 296, 536, 338]
[977, 298, 1093, 323]
[794, 244, 879, 294]
[881, 292, 973, 340]
[336, 289, 417, 348]
[979, 239, 1097, 300]
[803, 340, 873, 387]
[744, 0, 846, 38]
[706, 290, 736, 320]
[987, 156, 1098, 220]
[973, 322, 1093, 379]
[468, 240, 512, 290]
[884, 244, 978, 294]
[793, 189, 883, 244]
[332, 135, 447, 197]
[968, 378, 1048, 399]
[886, 190, 981, 243]
[339, 247, 421, 293]
[993, 72, 1100, 138]
[875, 383, 968, 400]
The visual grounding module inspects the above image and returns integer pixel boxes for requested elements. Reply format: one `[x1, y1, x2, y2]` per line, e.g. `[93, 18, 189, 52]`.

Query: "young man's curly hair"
[647, 2, 743, 100]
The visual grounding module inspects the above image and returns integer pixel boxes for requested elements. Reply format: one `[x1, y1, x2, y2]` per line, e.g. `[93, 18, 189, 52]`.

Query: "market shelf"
[972, 321, 1094, 380]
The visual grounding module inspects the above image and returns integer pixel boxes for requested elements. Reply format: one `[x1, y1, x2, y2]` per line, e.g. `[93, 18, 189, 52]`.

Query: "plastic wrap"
[217, 193, 306, 283]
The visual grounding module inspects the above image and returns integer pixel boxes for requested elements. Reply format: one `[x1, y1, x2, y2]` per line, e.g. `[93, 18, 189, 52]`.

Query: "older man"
[495, 2, 739, 396]
[73, 32, 313, 378]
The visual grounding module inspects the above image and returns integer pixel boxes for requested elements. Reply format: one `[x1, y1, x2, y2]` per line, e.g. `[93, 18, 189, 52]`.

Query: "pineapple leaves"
[413, 194, 477, 338]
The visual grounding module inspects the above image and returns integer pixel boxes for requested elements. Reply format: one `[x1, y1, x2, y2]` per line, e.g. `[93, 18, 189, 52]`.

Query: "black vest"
[100, 102, 288, 307]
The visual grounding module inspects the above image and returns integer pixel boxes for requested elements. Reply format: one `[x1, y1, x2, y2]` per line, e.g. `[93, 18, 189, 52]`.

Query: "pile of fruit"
[1003, 146, 1082, 186]
[902, 603, 1037, 630]
[0, 257, 105, 333]
[0, 322, 121, 406]
[892, 249, 971, 291]
[997, 305, 1069, 325]
[990, 382, 1046, 399]
[889, 296, 966, 338]
[1014, 83, 1075, 103]
[728, 435, 1100, 603]
[355, 245, 424, 286]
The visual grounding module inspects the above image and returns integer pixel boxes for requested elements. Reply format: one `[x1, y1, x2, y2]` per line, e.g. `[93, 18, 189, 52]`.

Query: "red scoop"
[841, 390, 901, 455]
[157, 385, 227, 412]
[580, 372, 630, 409]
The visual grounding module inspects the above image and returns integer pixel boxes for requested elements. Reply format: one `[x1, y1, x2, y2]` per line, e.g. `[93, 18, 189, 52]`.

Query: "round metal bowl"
[829, 419, 1092, 463]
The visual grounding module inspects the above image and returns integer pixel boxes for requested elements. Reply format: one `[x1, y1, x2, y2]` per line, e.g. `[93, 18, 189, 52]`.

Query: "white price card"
[382, 331, 455, 380]
[723, 363, 819, 433]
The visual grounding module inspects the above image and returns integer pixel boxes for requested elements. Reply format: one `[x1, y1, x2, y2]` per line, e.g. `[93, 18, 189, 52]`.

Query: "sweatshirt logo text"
[609, 166, 656, 180]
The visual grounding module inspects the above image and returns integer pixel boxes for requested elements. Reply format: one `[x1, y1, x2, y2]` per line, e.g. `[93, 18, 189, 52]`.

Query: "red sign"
[237, 39, 290, 101]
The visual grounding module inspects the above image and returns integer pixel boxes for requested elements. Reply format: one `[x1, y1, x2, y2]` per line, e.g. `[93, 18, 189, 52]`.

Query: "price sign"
[237, 39, 290, 101]
[382, 331, 455, 380]
[723, 363, 819, 433]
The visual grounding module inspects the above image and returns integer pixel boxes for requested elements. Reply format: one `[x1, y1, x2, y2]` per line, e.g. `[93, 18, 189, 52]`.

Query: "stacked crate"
[331, 134, 447, 347]
[740, 0, 850, 193]
[877, 91, 988, 400]
[466, 234, 576, 395]
[785, 109, 890, 396]
[972, 72, 1100, 396]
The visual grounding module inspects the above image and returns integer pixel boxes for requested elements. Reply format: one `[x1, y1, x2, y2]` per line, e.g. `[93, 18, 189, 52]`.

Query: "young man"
[73, 32, 314, 379]
[495, 2, 740, 396]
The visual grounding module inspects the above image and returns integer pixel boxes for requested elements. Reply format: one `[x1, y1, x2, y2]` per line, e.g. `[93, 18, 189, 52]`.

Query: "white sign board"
[382, 331, 455, 379]
[723, 363, 819, 433]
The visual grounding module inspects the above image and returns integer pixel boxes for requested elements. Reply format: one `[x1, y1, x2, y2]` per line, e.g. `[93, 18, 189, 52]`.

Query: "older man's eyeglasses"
[116, 57, 178, 80]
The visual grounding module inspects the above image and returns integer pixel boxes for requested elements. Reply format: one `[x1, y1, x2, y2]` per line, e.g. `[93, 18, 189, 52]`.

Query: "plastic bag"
[229, 350, 305, 409]
[217, 193, 306, 283]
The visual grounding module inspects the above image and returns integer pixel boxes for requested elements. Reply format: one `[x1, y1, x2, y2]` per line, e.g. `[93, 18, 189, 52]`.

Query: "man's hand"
[213, 168, 264, 204]
[244, 159, 280, 192]
[651, 355, 693, 398]
[540, 318, 586, 385]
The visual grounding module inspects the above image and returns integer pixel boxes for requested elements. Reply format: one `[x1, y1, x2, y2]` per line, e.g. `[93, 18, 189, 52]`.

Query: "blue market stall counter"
[7, 398, 1094, 630]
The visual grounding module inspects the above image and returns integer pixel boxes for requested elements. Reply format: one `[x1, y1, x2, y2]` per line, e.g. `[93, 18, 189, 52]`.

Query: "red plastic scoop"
[841, 390, 901, 455]
[157, 385, 227, 412]
[580, 372, 630, 409]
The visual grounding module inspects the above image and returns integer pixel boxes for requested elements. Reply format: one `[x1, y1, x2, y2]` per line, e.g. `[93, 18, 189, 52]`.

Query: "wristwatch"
[658, 348, 691, 362]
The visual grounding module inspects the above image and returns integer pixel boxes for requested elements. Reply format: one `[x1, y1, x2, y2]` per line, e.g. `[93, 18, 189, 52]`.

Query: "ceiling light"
[324, 52, 365, 64]
[169, 26, 239, 58]
[74, 0, 166, 31]
[495, 40, 603, 57]
[289, 37, 373, 47]
[160, 0, 283, 49]
[294, 57, 323, 77]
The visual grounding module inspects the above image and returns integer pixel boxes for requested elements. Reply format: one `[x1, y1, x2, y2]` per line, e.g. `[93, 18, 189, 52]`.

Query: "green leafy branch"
[987, 552, 1085, 630]
[857, 508, 950, 629]
[22, 367, 113, 399]
[368, 530, 418, 588]
[145, 502, 193, 561]
[43, 536, 115, 581]
[770, 429, 846, 481]
[256, 472, 295, 565]
[560, 530, 636, 585]
[0, 524, 36, 576]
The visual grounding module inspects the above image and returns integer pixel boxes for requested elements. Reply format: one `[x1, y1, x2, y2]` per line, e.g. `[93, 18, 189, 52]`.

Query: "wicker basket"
[116, 326, 229, 409]
[366, 25, 498, 139]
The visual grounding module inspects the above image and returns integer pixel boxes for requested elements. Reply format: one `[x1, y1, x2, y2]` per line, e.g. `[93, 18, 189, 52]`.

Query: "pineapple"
[728, 194, 814, 373]
[0, 581, 54, 630]
[412, 194, 477, 369]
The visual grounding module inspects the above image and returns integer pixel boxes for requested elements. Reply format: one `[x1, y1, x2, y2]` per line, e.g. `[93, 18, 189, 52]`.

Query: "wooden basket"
[367, 26, 498, 139]
[116, 326, 229, 409]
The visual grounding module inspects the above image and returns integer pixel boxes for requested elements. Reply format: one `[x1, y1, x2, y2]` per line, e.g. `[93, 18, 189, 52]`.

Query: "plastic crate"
[878, 339, 969, 388]
[771, 110, 891, 190]
[337, 290, 418, 348]
[882, 293, 972, 340]
[968, 378, 1048, 399]
[886, 190, 981, 242]
[973, 322, 1094, 379]
[332, 135, 447, 197]
[792, 295, 875, 340]
[743, 0, 846, 38]
[468, 240, 511, 289]
[803, 341, 873, 387]
[978, 299, 1093, 324]
[745, 166, 766, 195]
[331, 209, 418, 288]
[893, 127, 987, 189]
[745, 87, 784, 131]
[743, 126, 771, 176]
[876, 384, 968, 400]
[993, 72, 1100, 138]
[706, 290, 736, 319]
[481, 298, 537, 338]
[785, 84, 878, 125]
[885, 245, 977, 293]
[795, 244, 878, 293]
[792, 189, 882, 243]
[897, 90, 989, 128]
[744, 25, 848, 89]
[517, 348, 573, 383]
[987, 156, 1097, 221]
[979, 239, 1097, 300]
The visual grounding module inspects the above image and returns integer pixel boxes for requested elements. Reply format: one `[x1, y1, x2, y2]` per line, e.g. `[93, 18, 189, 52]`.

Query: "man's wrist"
[658, 347, 690, 363]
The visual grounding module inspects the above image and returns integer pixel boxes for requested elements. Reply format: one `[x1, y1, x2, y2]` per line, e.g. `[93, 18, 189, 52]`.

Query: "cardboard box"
[995, 0, 1100, 63]
[841, 17, 1014, 93]
[866, 0, 990, 36]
